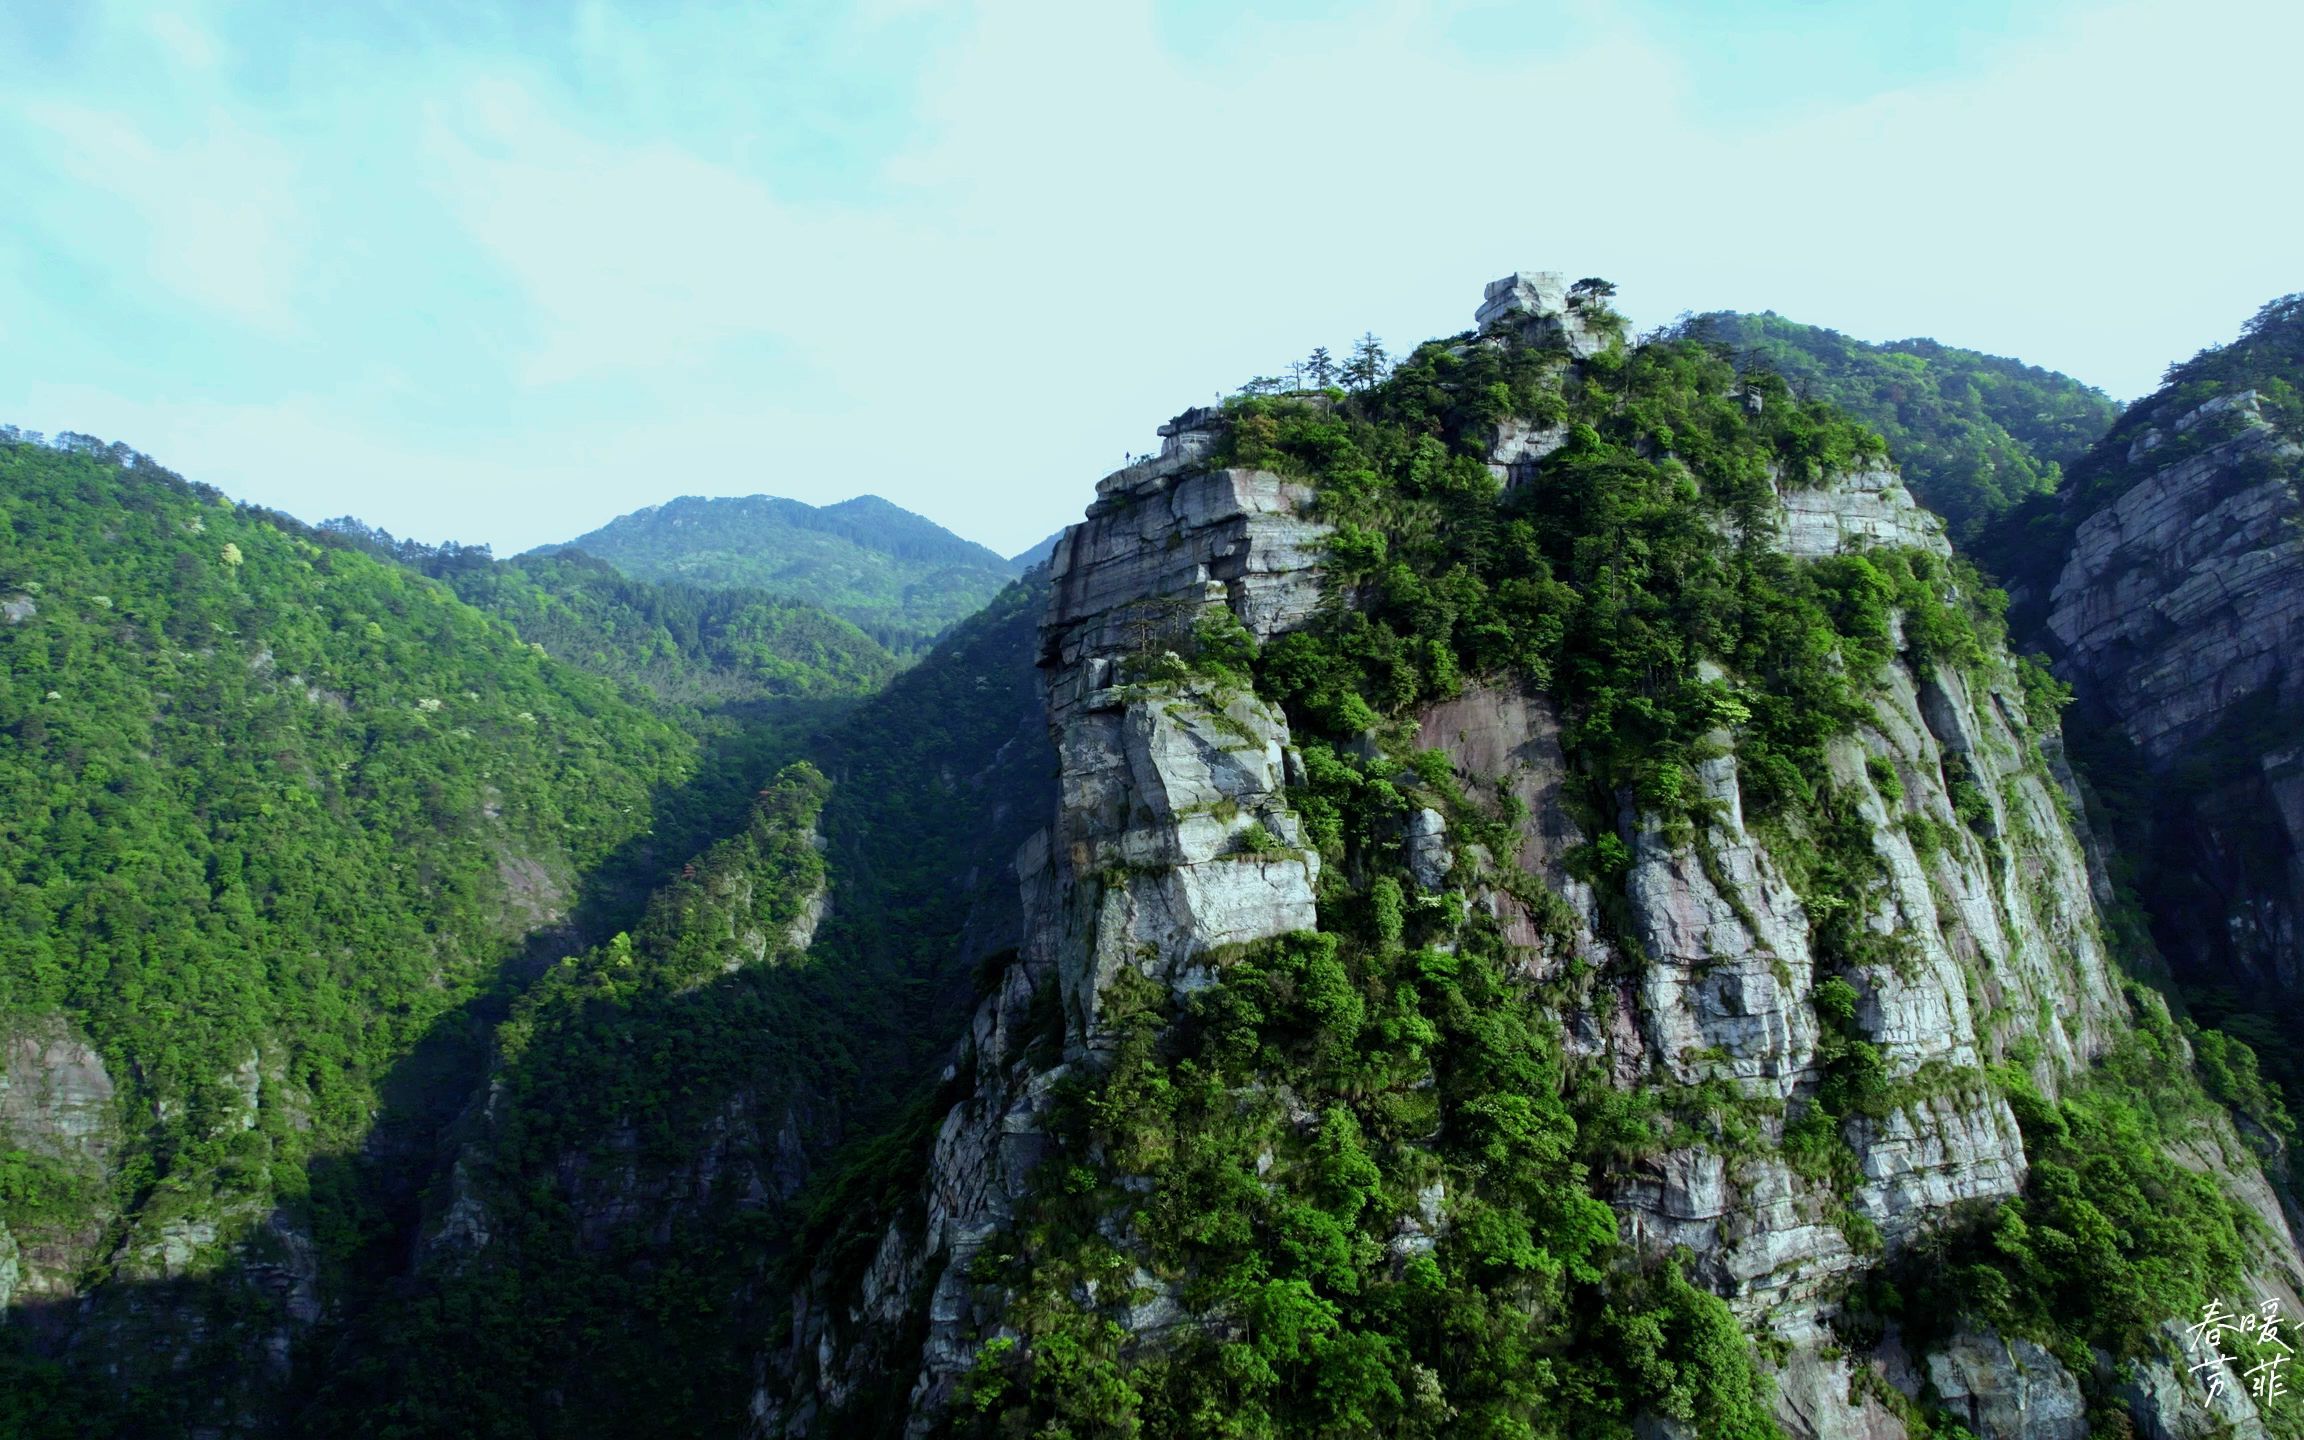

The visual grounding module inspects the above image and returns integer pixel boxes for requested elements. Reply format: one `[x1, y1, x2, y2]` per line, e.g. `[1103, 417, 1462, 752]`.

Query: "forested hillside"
[7, 283, 2301, 1440]
[290, 574, 1054, 1437]
[324, 524, 900, 709]
[1678, 311, 2120, 539]
[546, 493, 1021, 654]
[0, 435, 894, 1435]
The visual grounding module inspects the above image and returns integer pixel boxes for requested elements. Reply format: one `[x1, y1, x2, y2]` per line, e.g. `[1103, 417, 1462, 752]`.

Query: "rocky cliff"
[750, 277, 2304, 1439]
[2026, 300, 2304, 1000]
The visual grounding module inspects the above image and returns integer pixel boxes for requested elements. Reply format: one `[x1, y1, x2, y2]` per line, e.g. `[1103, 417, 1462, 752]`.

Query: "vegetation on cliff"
[1676, 311, 2119, 541]
[940, 311, 2286, 1438]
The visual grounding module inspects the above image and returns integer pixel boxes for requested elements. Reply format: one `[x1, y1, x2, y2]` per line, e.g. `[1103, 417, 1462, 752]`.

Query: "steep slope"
[753, 276, 2304, 1440]
[1678, 311, 2120, 541]
[322, 523, 901, 709]
[1998, 296, 2304, 1102]
[1009, 530, 1066, 572]
[545, 494, 1019, 654]
[327, 530, 908, 900]
[0, 434, 709, 1434]
[289, 574, 1057, 1437]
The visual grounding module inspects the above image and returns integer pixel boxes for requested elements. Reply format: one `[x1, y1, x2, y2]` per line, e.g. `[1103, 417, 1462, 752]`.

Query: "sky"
[2, 0, 2297, 559]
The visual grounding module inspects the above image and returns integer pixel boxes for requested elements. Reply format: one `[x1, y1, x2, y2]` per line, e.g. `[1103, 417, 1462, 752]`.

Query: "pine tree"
[1343, 332, 1390, 391]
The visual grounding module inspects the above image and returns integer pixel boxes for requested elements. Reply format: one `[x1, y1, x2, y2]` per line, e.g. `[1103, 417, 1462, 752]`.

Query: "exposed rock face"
[1777, 464, 1950, 559]
[0, 1014, 118, 1318]
[749, 297, 2304, 1440]
[1925, 1329, 2089, 1440]
[751, 416, 1333, 1436]
[2042, 387, 2304, 990]
[1476, 270, 1619, 359]
[1035, 443, 1331, 1033]
[1405, 456, 2143, 1433]
[2049, 391, 2304, 762]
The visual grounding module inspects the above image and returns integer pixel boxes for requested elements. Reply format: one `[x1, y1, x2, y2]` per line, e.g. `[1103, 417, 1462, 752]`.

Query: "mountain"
[543, 493, 1021, 654]
[744, 274, 2304, 1439]
[0, 432, 738, 1434]
[1998, 295, 2304, 1110]
[324, 523, 901, 710]
[1008, 529, 1065, 571]
[293, 573, 1055, 1436]
[10, 279, 2304, 1440]
[1677, 310, 2121, 540]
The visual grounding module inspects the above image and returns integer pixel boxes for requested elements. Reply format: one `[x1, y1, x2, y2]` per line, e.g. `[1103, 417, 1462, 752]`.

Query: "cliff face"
[0, 1016, 118, 1322]
[751, 278, 2304, 1440]
[752, 420, 1336, 1435]
[2042, 375, 2304, 991]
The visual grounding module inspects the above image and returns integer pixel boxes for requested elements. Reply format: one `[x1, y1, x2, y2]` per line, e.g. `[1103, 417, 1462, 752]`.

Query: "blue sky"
[3, 0, 2297, 557]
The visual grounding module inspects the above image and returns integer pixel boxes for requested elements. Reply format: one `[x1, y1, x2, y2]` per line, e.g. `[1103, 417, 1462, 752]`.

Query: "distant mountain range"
[539, 493, 1027, 654]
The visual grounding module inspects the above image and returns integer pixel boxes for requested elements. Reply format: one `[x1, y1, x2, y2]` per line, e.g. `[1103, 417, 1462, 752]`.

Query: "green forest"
[547, 493, 1025, 655]
[0, 437, 904, 1435]
[1676, 311, 2121, 540]
[3, 285, 2301, 1440]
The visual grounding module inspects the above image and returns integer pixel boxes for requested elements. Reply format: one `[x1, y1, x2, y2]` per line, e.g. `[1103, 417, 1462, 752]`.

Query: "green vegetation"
[322, 520, 910, 928]
[546, 492, 1023, 654]
[1676, 311, 2120, 540]
[5, 296, 2297, 1439]
[944, 316, 1998, 1438]
[325, 523, 900, 707]
[1854, 995, 2304, 1433]
[928, 305, 2293, 1440]
[290, 575, 1055, 1438]
[0, 433, 723, 1426]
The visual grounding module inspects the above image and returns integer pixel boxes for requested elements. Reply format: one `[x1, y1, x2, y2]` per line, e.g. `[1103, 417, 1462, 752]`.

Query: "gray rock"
[0, 1014, 119, 1307]
[1776, 464, 1950, 559]
[2118, 1320, 2274, 1439]
[746, 279, 2304, 1440]
[1488, 416, 1571, 485]
[1406, 807, 1452, 890]
[1476, 270, 1616, 358]
[0, 1222, 17, 1314]
[1924, 1328, 2087, 1440]
[2043, 387, 2304, 991]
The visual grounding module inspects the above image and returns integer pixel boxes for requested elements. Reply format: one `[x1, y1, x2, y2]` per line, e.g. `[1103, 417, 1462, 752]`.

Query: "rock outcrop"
[1414, 432, 2160, 1432]
[2042, 383, 2304, 990]
[748, 278, 2304, 1440]
[1476, 270, 1621, 359]
[0, 1014, 118, 1323]
[752, 417, 1333, 1435]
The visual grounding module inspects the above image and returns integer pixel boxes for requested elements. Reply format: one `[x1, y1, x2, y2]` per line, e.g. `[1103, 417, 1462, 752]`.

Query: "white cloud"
[6, 0, 2299, 557]
[7, 6, 310, 337]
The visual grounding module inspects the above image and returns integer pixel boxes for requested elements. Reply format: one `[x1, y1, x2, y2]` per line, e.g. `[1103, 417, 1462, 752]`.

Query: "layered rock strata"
[2044, 388, 2304, 988]
[750, 281, 2304, 1440]
[752, 426, 1332, 1435]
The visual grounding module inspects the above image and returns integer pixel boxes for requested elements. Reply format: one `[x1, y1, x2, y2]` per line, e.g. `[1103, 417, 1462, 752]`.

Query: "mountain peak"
[540, 491, 1018, 653]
